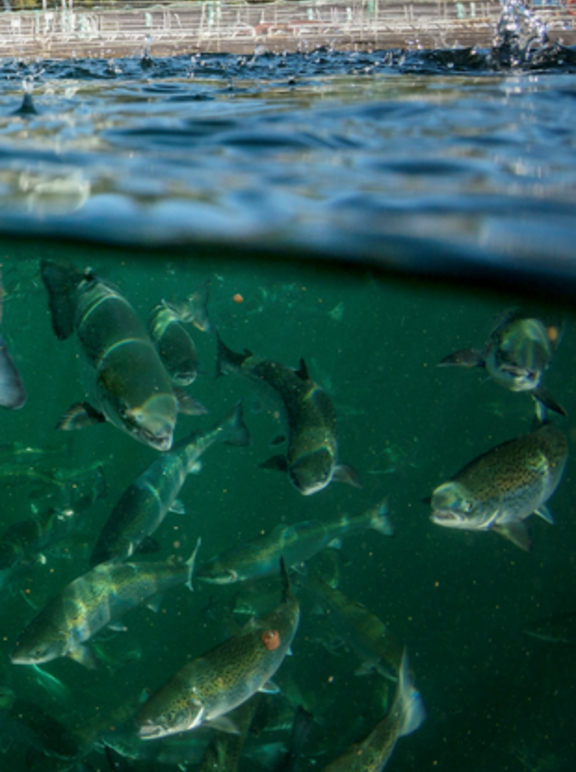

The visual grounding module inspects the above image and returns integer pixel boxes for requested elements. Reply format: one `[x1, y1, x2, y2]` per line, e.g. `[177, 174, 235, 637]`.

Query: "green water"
[0, 240, 573, 771]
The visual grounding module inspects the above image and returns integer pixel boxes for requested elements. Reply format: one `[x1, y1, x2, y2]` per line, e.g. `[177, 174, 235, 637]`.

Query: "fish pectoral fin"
[532, 386, 567, 417]
[205, 715, 240, 734]
[260, 454, 289, 473]
[169, 499, 186, 515]
[291, 562, 309, 576]
[108, 622, 128, 632]
[534, 505, 555, 525]
[259, 680, 281, 695]
[146, 595, 163, 613]
[68, 644, 98, 670]
[332, 464, 362, 488]
[327, 538, 342, 550]
[174, 388, 208, 416]
[56, 402, 106, 431]
[492, 520, 531, 552]
[438, 348, 485, 368]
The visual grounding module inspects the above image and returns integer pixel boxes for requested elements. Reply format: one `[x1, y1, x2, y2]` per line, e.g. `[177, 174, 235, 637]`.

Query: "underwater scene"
[0, 244, 573, 772]
[0, 0, 574, 769]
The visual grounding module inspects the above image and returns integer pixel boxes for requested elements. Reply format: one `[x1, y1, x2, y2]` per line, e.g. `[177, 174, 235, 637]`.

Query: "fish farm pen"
[0, 0, 574, 58]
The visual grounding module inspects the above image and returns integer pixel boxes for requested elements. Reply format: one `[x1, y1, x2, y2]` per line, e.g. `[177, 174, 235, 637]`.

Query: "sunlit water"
[0, 3, 574, 771]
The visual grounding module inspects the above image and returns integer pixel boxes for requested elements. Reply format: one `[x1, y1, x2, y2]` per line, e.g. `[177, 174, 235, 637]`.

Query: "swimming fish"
[137, 559, 300, 740]
[148, 280, 211, 387]
[320, 649, 425, 771]
[439, 310, 566, 416]
[306, 574, 404, 681]
[41, 259, 196, 451]
[91, 402, 250, 566]
[0, 465, 106, 589]
[196, 499, 392, 585]
[524, 611, 576, 644]
[11, 540, 201, 668]
[0, 687, 79, 760]
[429, 419, 568, 551]
[216, 333, 359, 495]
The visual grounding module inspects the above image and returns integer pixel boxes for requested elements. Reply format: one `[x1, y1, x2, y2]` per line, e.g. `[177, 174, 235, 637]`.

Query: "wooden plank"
[0, 1, 572, 58]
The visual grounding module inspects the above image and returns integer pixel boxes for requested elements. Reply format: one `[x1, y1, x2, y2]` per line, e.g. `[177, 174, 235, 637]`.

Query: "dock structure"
[0, 1, 573, 58]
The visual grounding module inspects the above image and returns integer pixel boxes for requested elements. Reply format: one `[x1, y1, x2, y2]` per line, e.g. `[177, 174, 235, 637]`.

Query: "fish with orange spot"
[137, 559, 299, 740]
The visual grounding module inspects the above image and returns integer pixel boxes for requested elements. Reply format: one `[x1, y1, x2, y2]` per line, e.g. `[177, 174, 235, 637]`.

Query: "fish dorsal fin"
[295, 358, 311, 381]
[492, 520, 531, 552]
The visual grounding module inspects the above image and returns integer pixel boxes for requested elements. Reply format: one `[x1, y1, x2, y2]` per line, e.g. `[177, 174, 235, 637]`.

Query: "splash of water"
[493, 0, 549, 67]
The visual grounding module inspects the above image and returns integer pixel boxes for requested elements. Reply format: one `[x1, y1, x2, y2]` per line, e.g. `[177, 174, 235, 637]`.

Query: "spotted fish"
[137, 559, 300, 740]
[430, 420, 568, 551]
[11, 540, 201, 668]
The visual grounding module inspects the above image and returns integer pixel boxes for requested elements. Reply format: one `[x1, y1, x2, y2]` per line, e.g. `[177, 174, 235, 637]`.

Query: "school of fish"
[0, 260, 569, 772]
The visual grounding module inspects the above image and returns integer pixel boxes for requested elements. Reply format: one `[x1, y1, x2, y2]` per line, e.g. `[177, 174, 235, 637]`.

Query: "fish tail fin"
[222, 400, 251, 447]
[397, 649, 426, 738]
[40, 259, 85, 340]
[368, 498, 394, 537]
[215, 332, 249, 378]
[186, 537, 202, 591]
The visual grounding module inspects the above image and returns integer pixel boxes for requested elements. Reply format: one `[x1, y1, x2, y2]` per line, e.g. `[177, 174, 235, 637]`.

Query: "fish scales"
[11, 552, 198, 667]
[137, 563, 299, 739]
[430, 421, 568, 550]
[452, 424, 566, 514]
